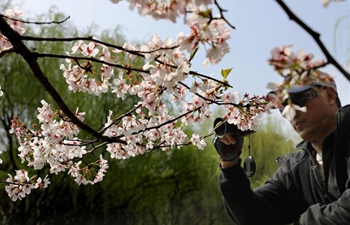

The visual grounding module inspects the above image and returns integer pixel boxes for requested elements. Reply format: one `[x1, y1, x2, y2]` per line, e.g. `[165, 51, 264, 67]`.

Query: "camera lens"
[213, 118, 227, 138]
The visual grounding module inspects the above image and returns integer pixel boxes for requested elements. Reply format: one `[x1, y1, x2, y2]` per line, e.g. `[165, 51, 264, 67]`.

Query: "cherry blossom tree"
[0, 0, 348, 201]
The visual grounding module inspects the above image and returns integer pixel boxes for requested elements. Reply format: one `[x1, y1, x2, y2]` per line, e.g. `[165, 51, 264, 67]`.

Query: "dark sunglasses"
[281, 88, 319, 110]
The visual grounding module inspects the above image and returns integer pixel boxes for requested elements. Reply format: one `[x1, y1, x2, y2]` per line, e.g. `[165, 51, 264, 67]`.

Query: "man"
[213, 71, 350, 225]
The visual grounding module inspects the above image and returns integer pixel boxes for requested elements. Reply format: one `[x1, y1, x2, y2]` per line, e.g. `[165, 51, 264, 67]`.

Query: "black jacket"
[218, 105, 350, 225]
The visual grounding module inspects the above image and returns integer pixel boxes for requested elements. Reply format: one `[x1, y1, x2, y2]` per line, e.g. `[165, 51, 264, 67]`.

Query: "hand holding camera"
[213, 118, 256, 177]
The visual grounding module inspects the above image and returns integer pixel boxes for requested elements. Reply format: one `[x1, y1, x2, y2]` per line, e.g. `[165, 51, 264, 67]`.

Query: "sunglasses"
[281, 88, 319, 111]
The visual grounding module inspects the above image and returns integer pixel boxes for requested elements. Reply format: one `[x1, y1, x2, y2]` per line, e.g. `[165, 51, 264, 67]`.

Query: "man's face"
[289, 87, 336, 143]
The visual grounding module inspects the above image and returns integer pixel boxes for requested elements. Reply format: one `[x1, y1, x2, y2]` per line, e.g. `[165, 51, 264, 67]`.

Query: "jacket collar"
[296, 132, 335, 157]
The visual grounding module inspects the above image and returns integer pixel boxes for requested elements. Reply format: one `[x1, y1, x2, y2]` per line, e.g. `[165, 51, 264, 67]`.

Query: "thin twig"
[213, 0, 236, 29]
[86, 142, 109, 154]
[189, 71, 232, 88]
[0, 14, 70, 25]
[99, 104, 142, 134]
[36, 52, 147, 74]
[179, 81, 220, 103]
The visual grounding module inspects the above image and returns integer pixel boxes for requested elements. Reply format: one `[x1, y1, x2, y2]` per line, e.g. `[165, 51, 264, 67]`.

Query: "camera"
[213, 117, 256, 177]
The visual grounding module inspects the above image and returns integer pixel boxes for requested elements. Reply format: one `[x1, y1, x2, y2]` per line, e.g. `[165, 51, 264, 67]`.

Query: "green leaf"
[221, 68, 233, 79]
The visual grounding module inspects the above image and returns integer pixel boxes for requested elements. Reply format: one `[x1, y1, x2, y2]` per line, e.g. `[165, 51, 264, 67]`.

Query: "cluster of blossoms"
[268, 45, 325, 76]
[8, 100, 109, 196]
[60, 40, 113, 95]
[5, 169, 50, 201]
[69, 154, 109, 185]
[10, 100, 86, 172]
[221, 91, 274, 131]
[104, 106, 189, 158]
[267, 45, 332, 120]
[111, 0, 230, 67]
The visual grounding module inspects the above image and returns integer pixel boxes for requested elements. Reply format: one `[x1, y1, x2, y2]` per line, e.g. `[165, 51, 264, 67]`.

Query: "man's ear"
[325, 87, 337, 106]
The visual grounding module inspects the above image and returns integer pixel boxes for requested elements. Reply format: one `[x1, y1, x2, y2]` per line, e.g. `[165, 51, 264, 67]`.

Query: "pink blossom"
[281, 104, 307, 122]
[190, 134, 207, 150]
[81, 42, 99, 57]
[35, 176, 50, 189]
[37, 100, 54, 123]
[222, 91, 238, 103]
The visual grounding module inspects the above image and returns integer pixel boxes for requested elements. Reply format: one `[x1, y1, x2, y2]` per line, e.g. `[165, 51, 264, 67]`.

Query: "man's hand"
[213, 133, 244, 163]
[219, 133, 238, 145]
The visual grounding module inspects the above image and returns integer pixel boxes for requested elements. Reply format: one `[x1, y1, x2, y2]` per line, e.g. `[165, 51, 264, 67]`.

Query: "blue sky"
[12, 0, 350, 105]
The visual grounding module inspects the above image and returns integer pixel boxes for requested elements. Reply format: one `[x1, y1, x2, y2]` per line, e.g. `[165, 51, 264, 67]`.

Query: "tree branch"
[22, 35, 157, 57]
[36, 52, 147, 74]
[275, 0, 350, 81]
